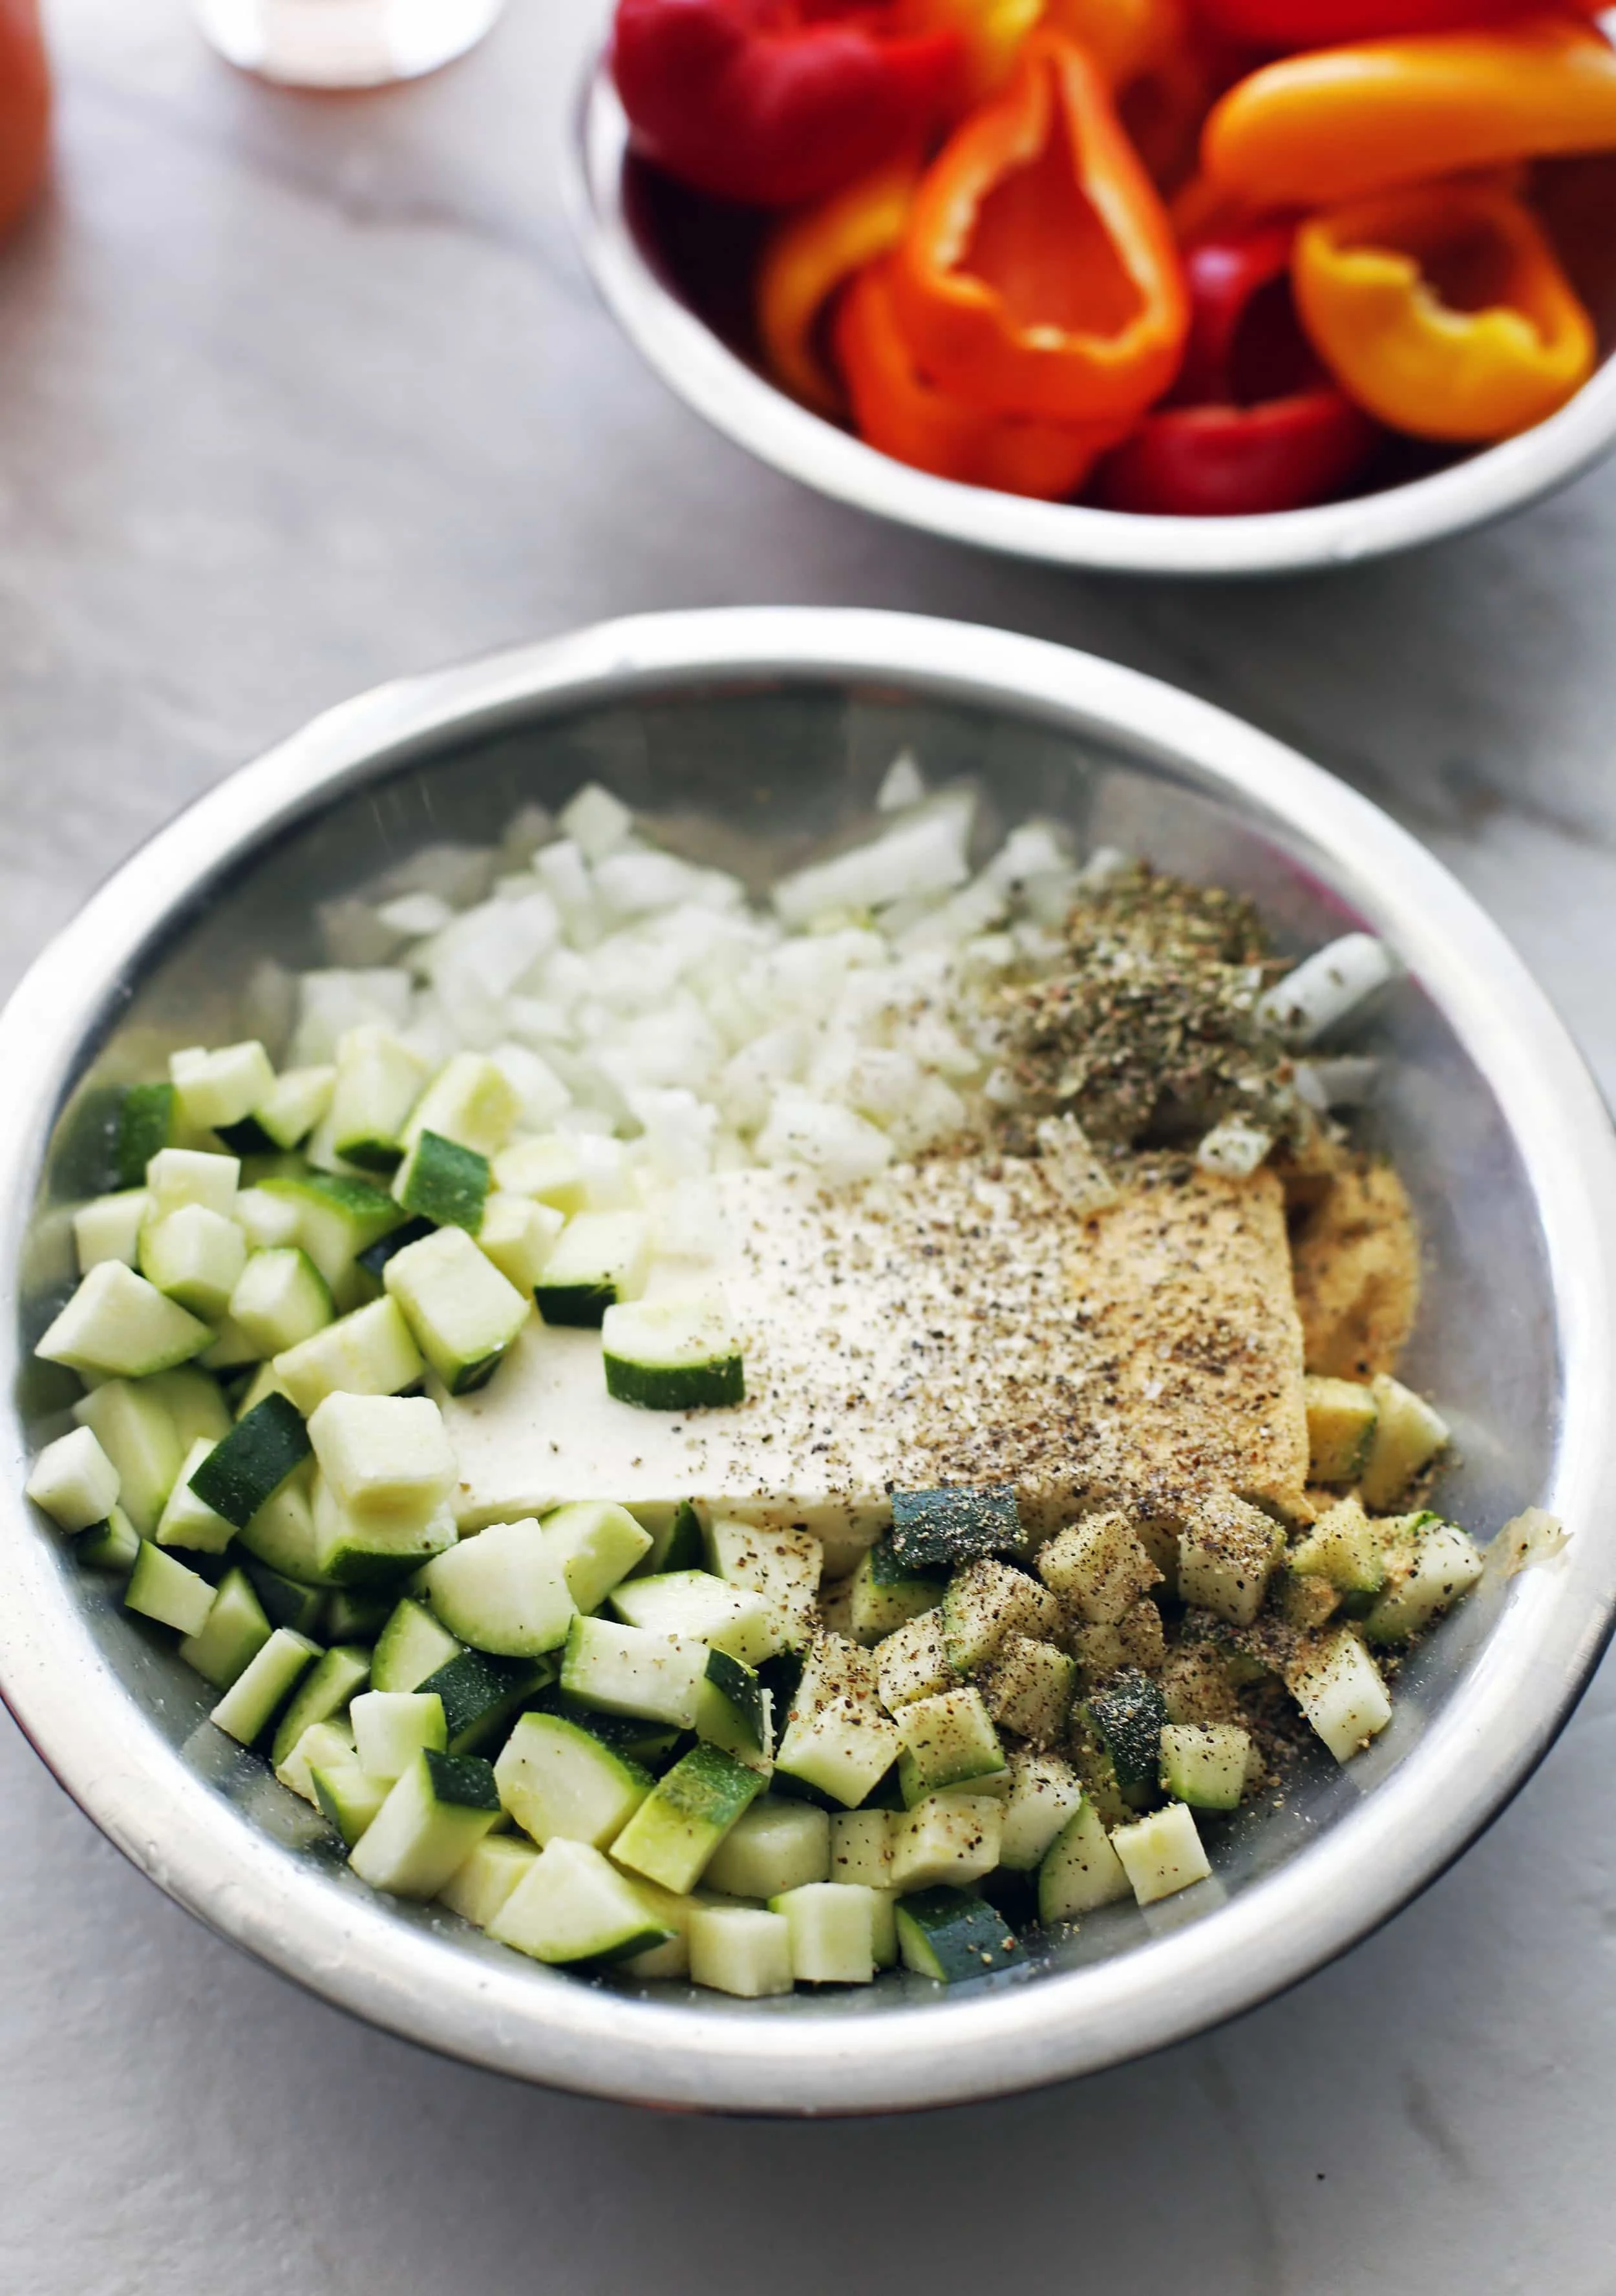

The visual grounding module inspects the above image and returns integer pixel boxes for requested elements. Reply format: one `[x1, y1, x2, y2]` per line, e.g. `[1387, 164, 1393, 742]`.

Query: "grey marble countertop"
[5, 5, 1616, 2290]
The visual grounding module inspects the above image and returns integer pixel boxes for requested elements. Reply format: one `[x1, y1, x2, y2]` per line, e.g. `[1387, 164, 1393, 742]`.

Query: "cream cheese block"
[443, 1155, 1308, 1546]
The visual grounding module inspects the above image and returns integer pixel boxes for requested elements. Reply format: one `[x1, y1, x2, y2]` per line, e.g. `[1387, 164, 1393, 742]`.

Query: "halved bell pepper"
[1189, 0, 1604, 48]
[1094, 222, 1379, 512]
[834, 255, 1127, 491]
[1203, 17, 1616, 209]
[1293, 181, 1597, 439]
[611, 0, 962, 209]
[895, 0, 1045, 109]
[756, 151, 922, 410]
[889, 30, 1190, 419]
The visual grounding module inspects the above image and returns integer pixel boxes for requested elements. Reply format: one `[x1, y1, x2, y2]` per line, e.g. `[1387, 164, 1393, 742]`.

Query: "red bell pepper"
[1187, 0, 1605, 48]
[1094, 222, 1379, 514]
[611, 0, 962, 208]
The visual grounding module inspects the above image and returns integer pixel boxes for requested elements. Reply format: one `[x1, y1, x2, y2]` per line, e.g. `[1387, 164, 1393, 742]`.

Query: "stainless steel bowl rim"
[2, 607, 1614, 2115]
[565, 65, 1616, 580]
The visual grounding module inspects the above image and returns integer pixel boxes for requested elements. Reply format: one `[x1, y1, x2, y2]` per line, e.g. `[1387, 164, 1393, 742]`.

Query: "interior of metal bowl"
[4, 611, 1613, 2114]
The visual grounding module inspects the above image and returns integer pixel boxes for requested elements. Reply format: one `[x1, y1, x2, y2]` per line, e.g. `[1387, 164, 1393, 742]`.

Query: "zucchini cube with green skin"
[894, 1686, 1006, 1807]
[493, 1134, 591, 1216]
[493, 1711, 653, 1849]
[775, 1681, 901, 1810]
[313, 1477, 458, 1585]
[401, 1053, 520, 1161]
[245, 1560, 326, 1638]
[688, 1906, 794, 1999]
[1112, 1800, 1213, 1906]
[1036, 1510, 1161, 1625]
[635, 1497, 705, 1575]
[610, 1570, 781, 1667]
[875, 1610, 955, 1711]
[941, 1558, 1061, 1674]
[1279, 1571, 1343, 1631]
[487, 1837, 675, 1967]
[1072, 1598, 1166, 1685]
[150, 1365, 233, 1452]
[694, 1648, 773, 1768]
[273, 1718, 357, 1804]
[889, 1794, 1004, 1892]
[384, 1224, 529, 1394]
[896, 1888, 1025, 1983]
[169, 1040, 277, 1134]
[138, 1205, 248, 1321]
[848, 1541, 946, 1646]
[415, 1649, 549, 1754]
[349, 1750, 503, 1899]
[115, 1081, 180, 1188]
[1361, 1375, 1450, 1509]
[769, 1881, 876, 1985]
[1288, 1494, 1385, 1597]
[438, 1835, 538, 1930]
[602, 1296, 744, 1410]
[312, 1763, 390, 1850]
[210, 1627, 323, 1747]
[1177, 1491, 1283, 1628]
[1304, 1374, 1379, 1484]
[560, 1615, 707, 1731]
[74, 1188, 151, 1276]
[77, 1507, 142, 1573]
[237, 1474, 325, 1585]
[423, 1517, 575, 1659]
[611, 1742, 765, 1894]
[1287, 1627, 1392, 1762]
[234, 1186, 303, 1253]
[71, 1380, 181, 1534]
[125, 1543, 217, 1638]
[703, 1798, 831, 1898]
[978, 1636, 1078, 1747]
[229, 1248, 334, 1360]
[477, 1193, 564, 1294]
[1083, 1667, 1167, 1809]
[252, 1064, 334, 1153]
[350, 1689, 449, 1780]
[537, 1696, 681, 1770]
[705, 1520, 823, 1652]
[156, 1439, 236, 1554]
[259, 1171, 406, 1298]
[1036, 1798, 1131, 1921]
[535, 1210, 651, 1328]
[147, 1148, 240, 1219]
[270, 1644, 371, 1767]
[308, 1392, 454, 1522]
[189, 1393, 311, 1531]
[392, 1130, 491, 1234]
[999, 1749, 1086, 1872]
[37, 1262, 211, 1380]
[888, 1484, 1021, 1575]
[26, 1426, 120, 1533]
[830, 1808, 894, 1886]
[1362, 1521, 1483, 1645]
[540, 1500, 653, 1614]
[372, 1596, 462, 1693]
[1159, 1722, 1251, 1811]
[327, 1026, 430, 1172]
[273, 1297, 423, 1417]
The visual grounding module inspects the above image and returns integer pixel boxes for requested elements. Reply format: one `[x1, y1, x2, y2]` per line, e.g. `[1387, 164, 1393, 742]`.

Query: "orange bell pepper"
[889, 30, 1190, 420]
[1293, 181, 1597, 438]
[1041, 0, 1176, 85]
[1204, 17, 1616, 209]
[756, 152, 922, 412]
[896, 0, 1046, 108]
[833, 256, 1127, 492]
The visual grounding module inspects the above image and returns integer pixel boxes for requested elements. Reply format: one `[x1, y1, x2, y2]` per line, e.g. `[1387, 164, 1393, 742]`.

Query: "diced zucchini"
[895, 1888, 1025, 1982]
[77, 1507, 141, 1572]
[349, 1750, 502, 1898]
[115, 1081, 180, 1187]
[229, 1248, 334, 1358]
[630, 1497, 705, 1576]
[540, 1500, 652, 1613]
[371, 1595, 463, 1692]
[422, 1518, 574, 1658]
[534, 1210, 650, 1328]
[327, 1026, 430, 1172]
[233, 1363, 286, 1420]
[274, 1718, 357, 1806]
[978, 1635, 1076, 1745]
[610, 1568, 781, 1667]
[611, 1742, 764, 1893]
[487, 1837, 674, 1966]
[311, 1477, 457, 1585]
[354, 1216, 434, 1280]
[1036, 1509, 1160, 1625]
[72, 1378, 183, 1534]
[848, 1539, 945, 1646]
[1361, 1375, 1450, 1509]
[244, 1558, 326, 1636]
[694, 1647, 772, 1767]
[703, 1798, 829, 1898]
[74, 1188, 149, 1276]
[533, 1694, 681, 1770]
[189, 1393, 311, 1530]
[1083, 1667, 1167, 1808]
[320, 1584, 398, 1645]
[155, 1438, 235, 1553]
[1159, 1722, 1251, 1811]
[769, 1880, 875, 1985]
[875, 1610, 955, 1709]
[236, 1475, 323, 1583]
[350, 1689, 449, 1779]
[894, 1686, 1006, 1807]
[312, 1763, 390, 1849]
[601, 1296, 744, 1410]
[147, 1147, 240, 1218]
[476, 1193, 564, 1294]
[888, 1484, 1020, 1575]
[687, 1906, 794, 1999]
[201, 1318, 260, 1374]
[559, 1615, 707, 1730]
[1304, 1374, 1379, 1484]
[308, 1391, 454, 1522]
[829, 1807, 894, 1887]
[998, 1749, 1086, 1872]
[1362, 1521, 1483, 1645]
[170, 1040, 277, 1133]
[253, 1064, 334, 1152]
[1288, 1627, 1392, 1762]
[260, 1170, 405, 1293]
[37, 1262, 211, 1378]
[1036, 1799, 1131, 1921]
[439, 1835, 539, 1928]
[1177, 1492, 1283, 1627]
[493, 1710, 652, 1848]
[210, 1627, 322, 1746]
[26, 1426, 120, 1533]
[270, 1644, 372, 1767]
[941, 1558, 1061, 1673]
[273, 1296, 423, 1415]
[889, 1794, 1004, 1892]
[125, 1543, 217, 1638]
[1280, 1571, 1343, 1630]
[383, 1225, 528, 1393]
[147, 1364, 233, 1451]
[400, 1053, 520, 1160]
[774, 1680, 900, 1810]
[392, 1129, 491, 1234]
[1111, 1800, 1213, 1906]
[494, 1133, 591, 1215]
[1288, 1495, 1385, 1597]
[233, 1186, 303, 1252]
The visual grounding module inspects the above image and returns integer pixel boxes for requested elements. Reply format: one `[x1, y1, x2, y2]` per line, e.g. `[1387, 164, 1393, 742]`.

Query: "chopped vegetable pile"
[612, 0, 1616, 515]
[23, 764, 1501, 1999]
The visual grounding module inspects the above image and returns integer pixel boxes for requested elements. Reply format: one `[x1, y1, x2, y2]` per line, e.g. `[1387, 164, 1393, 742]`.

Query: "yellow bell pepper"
[1293, 181, 1597, 439]
[896, 0, 1046, 108]
[756, 151, 923, 412]
[1204, 16, 1616, 208]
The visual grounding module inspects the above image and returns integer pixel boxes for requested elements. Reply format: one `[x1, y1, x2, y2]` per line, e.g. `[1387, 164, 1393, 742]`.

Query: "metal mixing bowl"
[3, 607, 1615, 2114]
[566, 63, 1616, 579]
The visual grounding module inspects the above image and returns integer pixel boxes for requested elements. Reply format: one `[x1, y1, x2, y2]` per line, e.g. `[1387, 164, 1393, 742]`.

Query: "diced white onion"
[1196, 1121, 1273, 1179]
[876, 751, 927, 813]
[772, 792, 975, 927]
[1258, 934, 1397, 1047]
